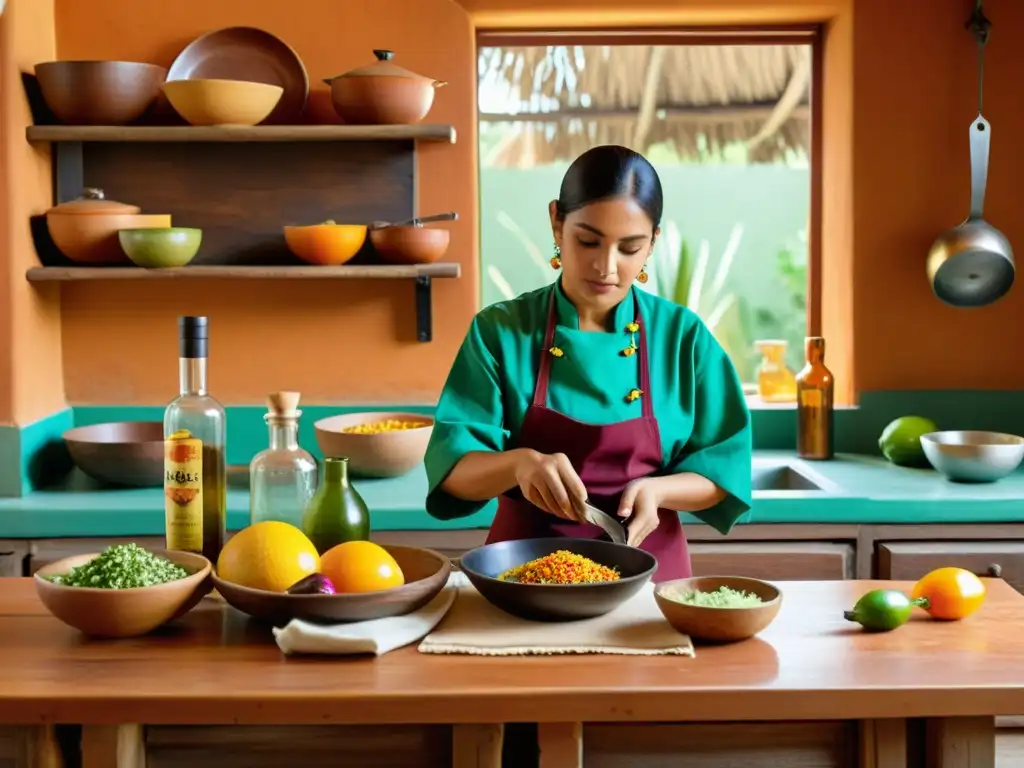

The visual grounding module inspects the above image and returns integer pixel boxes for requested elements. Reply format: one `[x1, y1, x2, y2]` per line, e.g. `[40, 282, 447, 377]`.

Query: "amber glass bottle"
[796, 336, 834, 460]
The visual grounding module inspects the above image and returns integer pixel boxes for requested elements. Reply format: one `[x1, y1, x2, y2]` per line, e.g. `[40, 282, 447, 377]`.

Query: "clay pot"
[35, 61, 167, 126]
[45, 189, 171, 264]
[369, 212, 456, 265]
[323, 49, 446, 125]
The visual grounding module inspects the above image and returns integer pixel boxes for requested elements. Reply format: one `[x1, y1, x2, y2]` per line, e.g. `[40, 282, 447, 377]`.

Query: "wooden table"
[1, 578, 1023, 768]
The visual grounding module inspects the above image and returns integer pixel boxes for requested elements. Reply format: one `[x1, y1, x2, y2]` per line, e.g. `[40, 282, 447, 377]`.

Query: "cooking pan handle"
[968, 115, 991, 220]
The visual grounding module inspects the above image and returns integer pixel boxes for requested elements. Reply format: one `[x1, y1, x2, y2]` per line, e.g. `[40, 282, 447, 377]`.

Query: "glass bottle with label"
[754, 339, 797, 403]
[163, 316, 227, 564]
[250, 391, 318, 528]
[796, 336, 834, 460]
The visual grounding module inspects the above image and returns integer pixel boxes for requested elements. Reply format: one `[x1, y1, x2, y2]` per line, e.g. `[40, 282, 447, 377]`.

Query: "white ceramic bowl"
[920, 430, 1024, 483]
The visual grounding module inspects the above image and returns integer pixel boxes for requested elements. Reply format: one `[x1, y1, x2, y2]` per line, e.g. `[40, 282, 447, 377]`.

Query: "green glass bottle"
[301, 457, 370, 554]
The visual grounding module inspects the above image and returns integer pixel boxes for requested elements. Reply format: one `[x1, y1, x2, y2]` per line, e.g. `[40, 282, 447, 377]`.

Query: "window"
[477, 29, 816, 390]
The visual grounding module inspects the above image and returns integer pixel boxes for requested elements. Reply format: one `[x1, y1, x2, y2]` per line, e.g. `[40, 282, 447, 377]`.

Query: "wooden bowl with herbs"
[654, 575, 782, 644]
[34, 544, 212, 638]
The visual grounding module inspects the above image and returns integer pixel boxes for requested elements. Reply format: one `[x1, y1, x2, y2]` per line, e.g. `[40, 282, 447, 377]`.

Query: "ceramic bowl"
[34, 549, 212, 638]
[162, 78, 283, 126]
[369, 226, 449, 265]
[920, 430, 1024, 483]
[63, 421, 164, 487]
[283, 222, 367, 266]
[211, 544, 451, 625]
[458, 537, 657, 622]
[119, 227, 202, 268]
[314, 412, 433, 478]
[35, 60, 167, 125]
[654, 575, 782, 644]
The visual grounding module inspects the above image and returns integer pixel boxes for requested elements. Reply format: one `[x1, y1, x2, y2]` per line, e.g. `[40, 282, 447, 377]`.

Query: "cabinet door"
[876, 541, 1024, 592]
[27, 537, 165, 574]
[689, 542, 854, 581]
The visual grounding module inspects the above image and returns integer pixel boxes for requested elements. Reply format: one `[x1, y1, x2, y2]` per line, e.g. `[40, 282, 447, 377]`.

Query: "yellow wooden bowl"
[34, 549, 212, 638]
[162, 79, 283, 127]
[314, 412, 434, 478]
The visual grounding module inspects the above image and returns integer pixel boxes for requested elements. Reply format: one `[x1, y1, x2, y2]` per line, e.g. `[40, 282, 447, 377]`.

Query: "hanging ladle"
[927, 1, 1015, 308]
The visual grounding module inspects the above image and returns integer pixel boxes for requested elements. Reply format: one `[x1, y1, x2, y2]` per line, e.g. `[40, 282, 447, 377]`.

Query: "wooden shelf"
[26, 124, 457, 144]
[26, 264, 459, 282]
[26, 263, 460, 342]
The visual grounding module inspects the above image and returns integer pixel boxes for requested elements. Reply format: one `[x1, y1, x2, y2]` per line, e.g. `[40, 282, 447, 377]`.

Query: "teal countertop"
[1, 451, 1023, 539]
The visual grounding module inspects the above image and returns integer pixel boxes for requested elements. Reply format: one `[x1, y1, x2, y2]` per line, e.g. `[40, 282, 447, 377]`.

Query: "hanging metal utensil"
[927, 1, 1015, 307]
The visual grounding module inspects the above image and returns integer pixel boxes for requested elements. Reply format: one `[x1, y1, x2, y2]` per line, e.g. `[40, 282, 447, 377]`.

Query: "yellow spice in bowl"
[341, 419, 429, 435]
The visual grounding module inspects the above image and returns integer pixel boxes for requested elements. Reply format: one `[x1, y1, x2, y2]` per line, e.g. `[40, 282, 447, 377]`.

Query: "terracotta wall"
[1, 0, 1022, 421]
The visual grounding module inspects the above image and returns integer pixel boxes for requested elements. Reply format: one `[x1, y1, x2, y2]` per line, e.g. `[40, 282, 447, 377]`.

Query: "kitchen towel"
[418, 579, 694, 657]
[272, 572, 462, 656]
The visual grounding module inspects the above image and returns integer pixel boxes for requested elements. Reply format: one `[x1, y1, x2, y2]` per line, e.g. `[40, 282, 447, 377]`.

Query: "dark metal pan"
[458, 537, 657, 622]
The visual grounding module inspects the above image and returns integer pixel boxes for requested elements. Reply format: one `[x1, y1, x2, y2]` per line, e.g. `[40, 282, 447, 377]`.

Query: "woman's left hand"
[617, 478, 662, 547]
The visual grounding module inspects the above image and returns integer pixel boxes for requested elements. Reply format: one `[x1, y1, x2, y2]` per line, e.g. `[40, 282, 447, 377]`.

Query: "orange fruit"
[216, 521, 320, 593]
[320, 541, 405, 594]
[911, 567, 986, 621]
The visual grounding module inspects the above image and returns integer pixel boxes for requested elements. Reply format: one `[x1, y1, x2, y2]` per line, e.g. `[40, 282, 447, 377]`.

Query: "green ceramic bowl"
[119, 227, 202, 269]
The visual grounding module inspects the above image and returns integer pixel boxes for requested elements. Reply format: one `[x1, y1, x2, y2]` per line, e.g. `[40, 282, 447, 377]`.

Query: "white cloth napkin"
[272, 572, 464, 656]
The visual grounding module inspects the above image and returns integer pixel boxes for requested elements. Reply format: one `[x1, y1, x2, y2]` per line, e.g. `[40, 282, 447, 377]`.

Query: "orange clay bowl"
[211, 544, 451, 625]
[654, 575, 783, 644]
[162, 78, 283, 126]
[34, 549, 212, 638]
[314, 411, 434, 478]
[369, 225, 450, 265]
[283, 221, 367, 266]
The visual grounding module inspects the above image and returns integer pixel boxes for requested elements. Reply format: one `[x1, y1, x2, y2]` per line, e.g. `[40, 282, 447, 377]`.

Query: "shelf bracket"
[53, 141, 84, 203]
[415, 275, 433, 343]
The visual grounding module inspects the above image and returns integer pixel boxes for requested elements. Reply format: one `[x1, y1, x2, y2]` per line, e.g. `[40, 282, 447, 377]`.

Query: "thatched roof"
[479, 44, 811, 168]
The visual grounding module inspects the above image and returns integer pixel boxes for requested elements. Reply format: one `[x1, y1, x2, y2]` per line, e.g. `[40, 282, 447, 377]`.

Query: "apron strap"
[532, 287, 655, 418]
[531, 290, 559, 408]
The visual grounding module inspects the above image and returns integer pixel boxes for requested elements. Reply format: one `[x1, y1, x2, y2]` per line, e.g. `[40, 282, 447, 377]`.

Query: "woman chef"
[424, 145, 753, 582]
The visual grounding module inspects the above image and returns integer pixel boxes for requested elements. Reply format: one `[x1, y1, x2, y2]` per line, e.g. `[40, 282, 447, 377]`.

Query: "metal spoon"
[370, 212, 459, 230]
[578, 500, 628, 546]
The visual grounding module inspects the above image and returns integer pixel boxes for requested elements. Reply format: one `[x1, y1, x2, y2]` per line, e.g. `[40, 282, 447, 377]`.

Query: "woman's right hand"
[513, 449, 588, 521]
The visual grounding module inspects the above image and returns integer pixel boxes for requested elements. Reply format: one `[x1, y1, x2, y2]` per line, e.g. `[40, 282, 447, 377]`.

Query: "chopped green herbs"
[46, 543, 189, 589]
[669, 585, 766, 608]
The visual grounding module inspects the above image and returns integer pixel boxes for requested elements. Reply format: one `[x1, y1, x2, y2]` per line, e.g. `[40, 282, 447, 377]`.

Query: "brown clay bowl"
[34, 549, 212, 638]
[63, 421, 164, 487]
[35, 60, 167, 125]
[211, 544, 451, 625]
[314, 412, 433, 478]
[162, 78, 283, 126]
[48, 212, 172, 264]
[369, 226, 450, 265]
[654, 575, 783, 644]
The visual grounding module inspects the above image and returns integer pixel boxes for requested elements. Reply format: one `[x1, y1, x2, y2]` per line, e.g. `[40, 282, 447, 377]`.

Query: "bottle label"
[164, 429, 204, 554]
[799, 389, 823, 408]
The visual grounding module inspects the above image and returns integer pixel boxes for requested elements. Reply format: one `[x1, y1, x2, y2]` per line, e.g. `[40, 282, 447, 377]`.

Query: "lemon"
[216, 521, 320, 593]
[321, 540, 405, 594]
[878, 415, 938, 467]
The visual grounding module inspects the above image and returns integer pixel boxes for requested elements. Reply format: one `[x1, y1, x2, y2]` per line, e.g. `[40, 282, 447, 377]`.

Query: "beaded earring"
[636, 264, 649, 284]
[550, 243, 562, 269]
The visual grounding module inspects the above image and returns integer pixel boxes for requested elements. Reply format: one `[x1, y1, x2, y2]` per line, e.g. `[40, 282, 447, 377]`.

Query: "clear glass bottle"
[163, 316, 227, 565]
[250, 391, 318, 528]
[754, 339, 797, 403]
[796, 336, 835, 460]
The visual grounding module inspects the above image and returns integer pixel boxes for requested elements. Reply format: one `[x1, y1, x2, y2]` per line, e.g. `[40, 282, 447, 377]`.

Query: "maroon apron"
[486, 290, 691, 582]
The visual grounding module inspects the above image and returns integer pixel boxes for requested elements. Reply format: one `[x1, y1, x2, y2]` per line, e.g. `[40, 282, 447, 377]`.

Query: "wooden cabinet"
[876, 541, 1024, 592]
[690, 542, 854, 581]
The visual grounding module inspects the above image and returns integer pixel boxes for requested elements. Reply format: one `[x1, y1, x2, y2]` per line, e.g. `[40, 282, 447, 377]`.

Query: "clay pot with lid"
[322, 49, 447, 125]
[45, 188, 172, 265]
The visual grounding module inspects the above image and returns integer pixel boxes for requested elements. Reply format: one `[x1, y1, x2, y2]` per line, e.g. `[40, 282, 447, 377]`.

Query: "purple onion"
[287, 573, 336, 595]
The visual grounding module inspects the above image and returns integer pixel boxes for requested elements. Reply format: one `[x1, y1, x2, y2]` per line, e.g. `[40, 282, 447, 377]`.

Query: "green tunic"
[424, 279, 753, 533]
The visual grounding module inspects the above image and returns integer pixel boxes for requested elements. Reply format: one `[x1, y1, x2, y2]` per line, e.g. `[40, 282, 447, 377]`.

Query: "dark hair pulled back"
[555, 145, 663, 230]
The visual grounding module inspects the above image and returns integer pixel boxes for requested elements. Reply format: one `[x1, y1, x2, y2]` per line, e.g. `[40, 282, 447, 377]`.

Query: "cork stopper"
[266, 391, 301, 419]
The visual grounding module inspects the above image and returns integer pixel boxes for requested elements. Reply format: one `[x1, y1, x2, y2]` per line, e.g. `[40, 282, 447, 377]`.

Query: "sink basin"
[752, 465, 822, 492]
